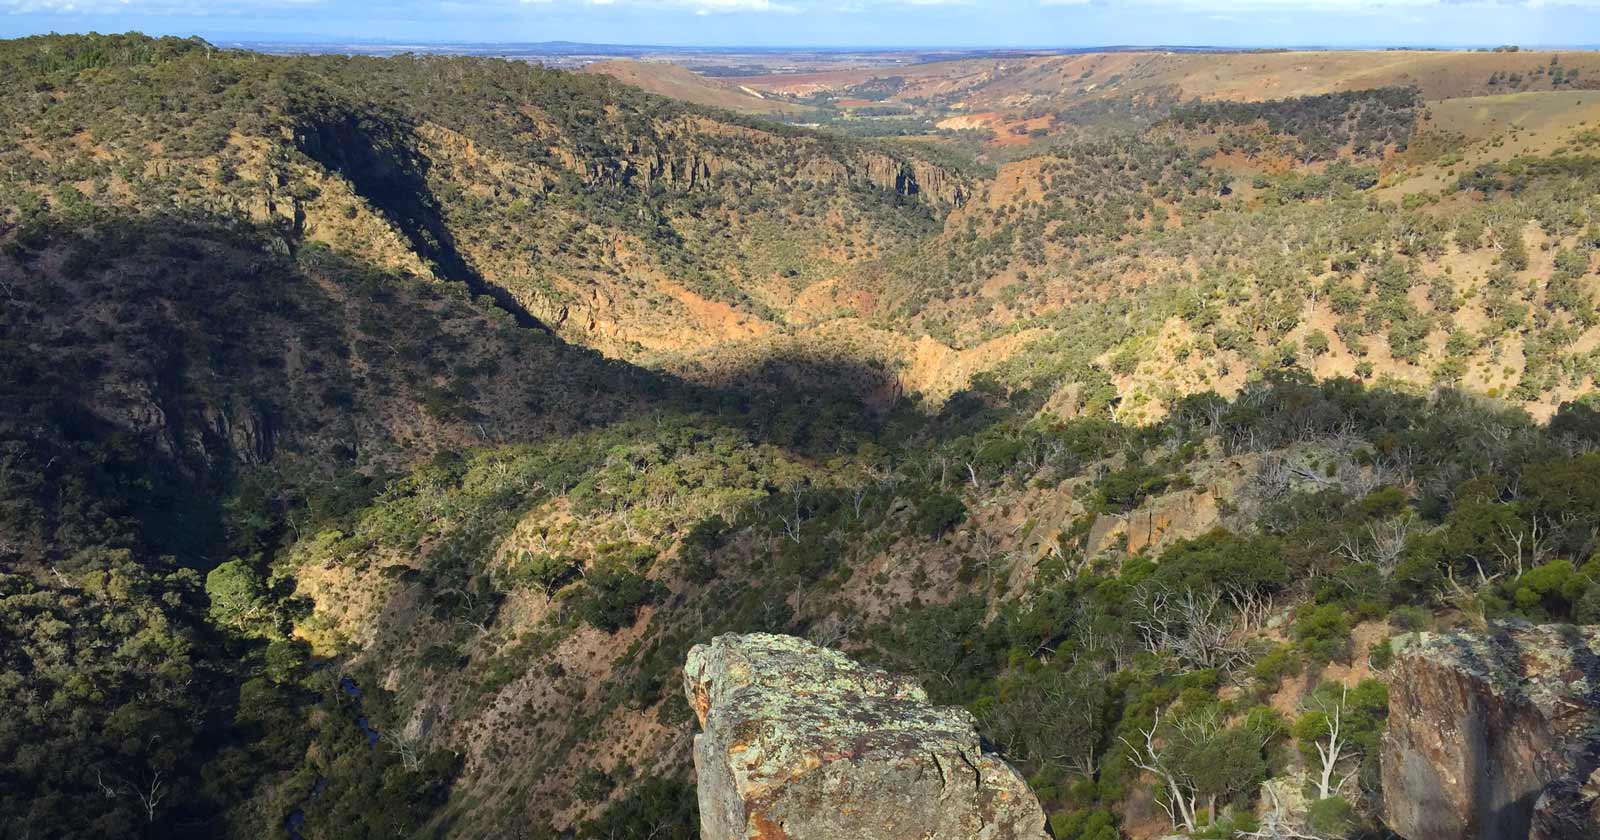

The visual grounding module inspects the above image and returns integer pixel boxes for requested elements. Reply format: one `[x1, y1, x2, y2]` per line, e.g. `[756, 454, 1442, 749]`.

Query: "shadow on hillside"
[0, 210, 954, 567]
[293, 109, 547, 332]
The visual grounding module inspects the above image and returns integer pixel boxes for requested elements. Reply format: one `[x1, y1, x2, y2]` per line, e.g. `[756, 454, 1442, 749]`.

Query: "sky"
[3, 0, 1600, 48]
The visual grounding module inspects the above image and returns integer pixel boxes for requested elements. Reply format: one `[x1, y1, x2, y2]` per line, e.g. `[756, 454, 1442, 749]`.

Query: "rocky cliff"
[1381, 624, 1600, 840]
[683, 633, 1048, 840]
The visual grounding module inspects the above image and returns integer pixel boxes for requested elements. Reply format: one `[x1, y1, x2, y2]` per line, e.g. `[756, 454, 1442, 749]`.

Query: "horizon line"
[223, 38, 1600, 52]
[7, 31, 1600, 53]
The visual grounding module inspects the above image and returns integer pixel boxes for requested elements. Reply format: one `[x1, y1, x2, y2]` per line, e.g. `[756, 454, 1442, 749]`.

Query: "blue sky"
[4, 0, 1600, 48]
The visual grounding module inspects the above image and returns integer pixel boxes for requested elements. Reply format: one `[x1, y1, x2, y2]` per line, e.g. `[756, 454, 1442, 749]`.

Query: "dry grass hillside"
[585, 59, 814, 116]
[735, 48, 1600, 109]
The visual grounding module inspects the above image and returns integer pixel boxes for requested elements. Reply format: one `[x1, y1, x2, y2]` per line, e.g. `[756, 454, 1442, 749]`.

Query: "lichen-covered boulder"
[683, 633, 1049, 840]
[1381, 623, 1600, 840]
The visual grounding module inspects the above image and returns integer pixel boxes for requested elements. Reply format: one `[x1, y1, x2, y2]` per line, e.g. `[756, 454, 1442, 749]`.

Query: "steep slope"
[1383, 625, 1600, 840]
[0, 212, 678, 837]
[0, 35, 966, 368]
[0, 34, 969, 840]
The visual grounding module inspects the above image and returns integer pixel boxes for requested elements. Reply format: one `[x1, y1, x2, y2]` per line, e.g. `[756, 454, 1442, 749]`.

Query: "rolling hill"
[584, 59, 815, 117]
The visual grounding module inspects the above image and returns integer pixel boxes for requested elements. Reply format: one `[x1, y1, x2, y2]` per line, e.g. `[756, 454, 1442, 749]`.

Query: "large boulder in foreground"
[1381, 623, 1600, 840]
[683, 633, 1049, 840]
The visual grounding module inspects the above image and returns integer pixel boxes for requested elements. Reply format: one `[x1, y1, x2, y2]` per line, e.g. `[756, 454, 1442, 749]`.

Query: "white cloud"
[686, 0, 796, 13]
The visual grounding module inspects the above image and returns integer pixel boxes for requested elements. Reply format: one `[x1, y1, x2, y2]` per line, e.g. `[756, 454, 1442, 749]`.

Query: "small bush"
[915, 492, 967, 538]
[1306, 795, 1360, 838]
[1293, 604, 1353, 664]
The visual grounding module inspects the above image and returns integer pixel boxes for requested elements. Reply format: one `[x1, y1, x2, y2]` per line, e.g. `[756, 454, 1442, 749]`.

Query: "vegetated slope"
[0, 209, 902, 840]
[0, 33, 966, 367]
[12, 32, 1600, 840]
[737, 48, 1600, 113]
[584, 59, 814, 117]
[0, 32, 940, 839]
[0, 212, 687, 836]
[279, 368, 1600, 839]
[850, 85, 1600, 427]
[230, 68, 1600, 840]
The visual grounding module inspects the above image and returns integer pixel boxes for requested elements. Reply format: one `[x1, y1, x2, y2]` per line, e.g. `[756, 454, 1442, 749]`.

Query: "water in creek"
[285, 676, 380, 838]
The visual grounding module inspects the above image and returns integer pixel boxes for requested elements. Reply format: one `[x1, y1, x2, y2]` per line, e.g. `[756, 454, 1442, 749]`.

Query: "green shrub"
[1049, 807, 1120, 840]
[1368, 637, 1394, 670]
[1388, 605, 1432, 632]
[1306, 796, 1359, 837]
[574, 566, 664, 633]
[1252, 644, 1302, 687]
[1293, 604, 1353, 664]
[916, 492, 968, 538]
[1092, 463, 1174, 513]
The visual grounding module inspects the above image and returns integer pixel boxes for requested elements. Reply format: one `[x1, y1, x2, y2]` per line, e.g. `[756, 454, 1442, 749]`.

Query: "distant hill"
[733, 48, 1600, 113]
[584, 58, 814, 116]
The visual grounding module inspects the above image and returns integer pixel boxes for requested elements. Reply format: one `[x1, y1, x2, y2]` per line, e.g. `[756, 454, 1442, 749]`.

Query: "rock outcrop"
[1532, 767, 1600, 840]
[1381, 623, 1600, 840]
[858, 152, 969, 207]
[683, 633, 1048, 840]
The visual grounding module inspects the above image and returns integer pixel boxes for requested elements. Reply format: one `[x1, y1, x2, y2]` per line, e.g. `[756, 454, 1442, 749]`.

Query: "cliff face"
[1381, 624, 1600, 840]
[857, 152, 968, 207]
[569, 132, 967, 209]
[683, 633, 1048, 840]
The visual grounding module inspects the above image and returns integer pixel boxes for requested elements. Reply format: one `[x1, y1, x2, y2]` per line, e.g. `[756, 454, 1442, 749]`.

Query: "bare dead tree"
[806, 612, 860, 649]
[1438, 566, 1496, 626]
[778, 487, 806, 545]
[1254, 454, 1294, 502]
[1131, 588, 1251, 672]
[1018, 438, 1046, 474]
[1120, 709, 1200, 833]
[1203, 398, 1230, 435]
[966, 527, 1012, 593]
[1227, 589, 1277, 632]
[850, 485, 870, 521]
[93, 769, 119, 801]
[1336, 515, 1416, 577]
[1495, 516, 1555, 580]
[387, 723, 431, 772]
[124, 770, 166, 823]
[779, 513, 804, 545]
[1244, 784, 1329, 840]
[1305, 683, 1361, 801]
